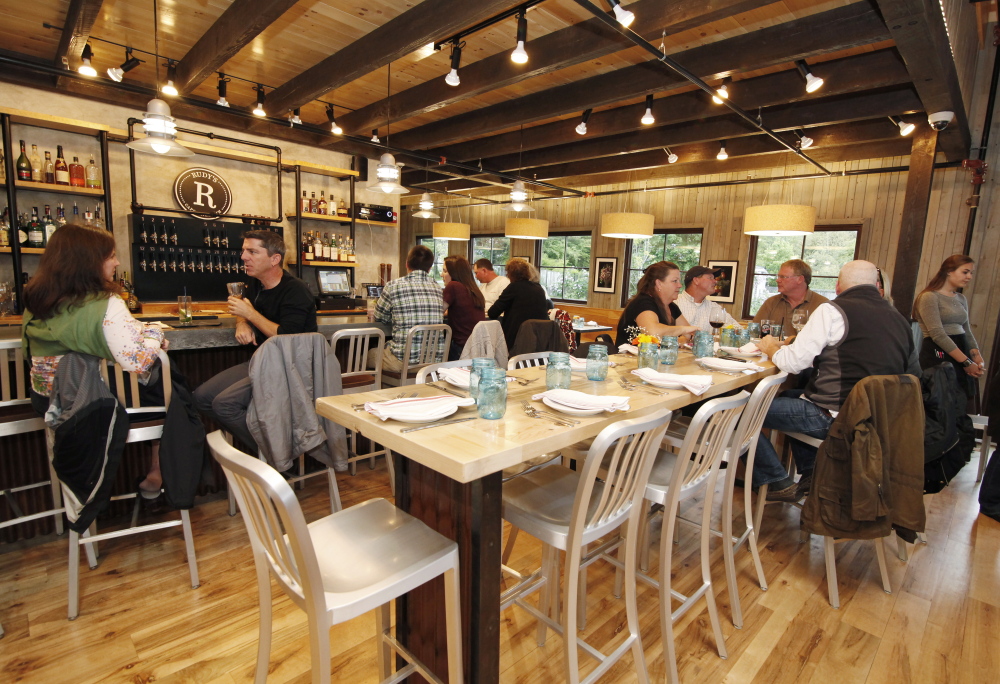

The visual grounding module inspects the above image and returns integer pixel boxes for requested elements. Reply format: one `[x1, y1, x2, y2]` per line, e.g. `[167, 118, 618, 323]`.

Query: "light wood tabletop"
[316, 351, 776, 483]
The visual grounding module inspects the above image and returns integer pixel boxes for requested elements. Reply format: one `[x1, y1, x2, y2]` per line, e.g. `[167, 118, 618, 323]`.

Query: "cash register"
[315, 267, 364, 310]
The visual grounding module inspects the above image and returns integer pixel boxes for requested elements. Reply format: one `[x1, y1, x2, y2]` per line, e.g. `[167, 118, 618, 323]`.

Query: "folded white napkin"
[618, 344, 638, 355]
[365, 395, 475, 421]
[585, 321, 599, 327]
[437, 367, 514, 388]
[739, 342, 760, 354]
[569, 356, 617, 371]
[698, 357, 765, 375]
[632, 368, 713, 396]
[531, 389, 630, 412]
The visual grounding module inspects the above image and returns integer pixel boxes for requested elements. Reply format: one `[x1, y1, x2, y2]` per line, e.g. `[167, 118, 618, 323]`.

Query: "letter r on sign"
[193, 182, 217, 208]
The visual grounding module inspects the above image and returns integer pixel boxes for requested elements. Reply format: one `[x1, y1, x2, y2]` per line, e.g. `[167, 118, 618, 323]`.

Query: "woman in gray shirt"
[913, 254, 985, 396]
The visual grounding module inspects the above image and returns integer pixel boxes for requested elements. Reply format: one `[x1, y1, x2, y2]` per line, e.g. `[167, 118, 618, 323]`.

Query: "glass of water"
[227, 282, 245, 298]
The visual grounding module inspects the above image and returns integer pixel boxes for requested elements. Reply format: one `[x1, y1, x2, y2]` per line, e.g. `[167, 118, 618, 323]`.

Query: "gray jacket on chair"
[247, 333, 348, 473]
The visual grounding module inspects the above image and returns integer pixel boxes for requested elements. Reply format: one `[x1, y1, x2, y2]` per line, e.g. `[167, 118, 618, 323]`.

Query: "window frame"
[740, 224, 863, 319]
[468, 234, 512, 277]
[416, 235, 450, 285]
[538, 230, 593, 304]
[620, 227, 705, 307]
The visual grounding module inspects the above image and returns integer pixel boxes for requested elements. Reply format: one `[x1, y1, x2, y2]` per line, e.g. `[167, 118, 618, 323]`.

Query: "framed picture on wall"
[707, 260, 738, 303]
[593, 257, 618, 293]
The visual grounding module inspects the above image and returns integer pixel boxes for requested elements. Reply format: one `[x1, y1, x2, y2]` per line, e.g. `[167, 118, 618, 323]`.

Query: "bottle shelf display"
[13, 179, 105, 197]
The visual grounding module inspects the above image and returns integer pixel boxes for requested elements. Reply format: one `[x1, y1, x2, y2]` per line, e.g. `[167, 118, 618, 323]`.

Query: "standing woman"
[489, 257, 550, 350]
[913, 254, 985, 396]
[442, 255, 486, 360]
[21, 225, 170, 497]
[616, 261, 699, 346]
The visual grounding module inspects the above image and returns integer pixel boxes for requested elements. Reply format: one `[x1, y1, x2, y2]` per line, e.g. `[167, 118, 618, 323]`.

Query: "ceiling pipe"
[570, 0, 834, 176]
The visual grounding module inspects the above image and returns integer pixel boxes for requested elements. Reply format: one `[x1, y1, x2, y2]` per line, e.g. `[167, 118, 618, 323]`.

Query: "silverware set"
[399, 416, 477, 433]
[519, 400, 578, 427]
[352, 392, 417, 411]
[508, 376, 535, 386]
[617, 377, 669, 395]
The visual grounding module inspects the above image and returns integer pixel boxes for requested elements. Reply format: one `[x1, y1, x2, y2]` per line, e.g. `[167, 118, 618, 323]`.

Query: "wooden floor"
[1, 448, 997, 684]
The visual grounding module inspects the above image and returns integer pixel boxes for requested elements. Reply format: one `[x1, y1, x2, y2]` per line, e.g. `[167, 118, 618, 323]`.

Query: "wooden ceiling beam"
[173, 0, 302, 95]
[391, 1, 891, 150]
[54, 0, 105, 67]
[265, 0, 524, 117]
[336, 0, 775, 135]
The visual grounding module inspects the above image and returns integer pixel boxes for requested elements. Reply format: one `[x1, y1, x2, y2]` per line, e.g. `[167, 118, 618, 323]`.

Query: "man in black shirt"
[194, 230, 317, 452]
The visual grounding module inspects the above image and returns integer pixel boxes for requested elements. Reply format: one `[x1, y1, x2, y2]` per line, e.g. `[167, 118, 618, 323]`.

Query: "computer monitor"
[317, 268, 352, 296]
[365, 284, 384, 299]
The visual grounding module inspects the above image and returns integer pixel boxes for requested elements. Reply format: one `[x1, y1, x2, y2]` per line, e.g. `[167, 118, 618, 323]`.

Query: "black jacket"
[488, 279, 551, 350]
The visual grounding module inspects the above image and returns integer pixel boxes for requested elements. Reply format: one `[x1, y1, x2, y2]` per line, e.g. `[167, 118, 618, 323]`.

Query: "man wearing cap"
[753, 259, 830, 329]
[675, 265, 740, 333]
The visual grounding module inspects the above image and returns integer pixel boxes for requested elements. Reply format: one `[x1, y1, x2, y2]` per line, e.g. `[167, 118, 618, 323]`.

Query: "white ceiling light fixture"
[640, 94, 655, 125]
[252, 84, 266, 117]
[126, 98, 195, 157]
[368, 152, 408, 194]
[289, 108, 302, 126]
[505, 217, 549, 239]
[795, 129, 814, 149]
[608, 0, 635, 27]
[161, 60, 179, 97]
[107, 49, 141, 82]
[600, 212, 654, 239]
[744, 204, 816, 236]
[664, 147, 678, 164]
[503, 179, 535, 212]
[445, 41, 463, 87]
[717, 140, 729, 160]
[575, 108, 592, 135]
[795, 60, 824, 93]
[413, 193, 440, 219]
[712, 77, 731, 104]
[78, 43, 98, 77]
[326, 105, 342, 134]
[511, 11, 529, 64]
[889, 116, 915, 136]
[371, 129, 380, 143]
[215, 73, 230, 107]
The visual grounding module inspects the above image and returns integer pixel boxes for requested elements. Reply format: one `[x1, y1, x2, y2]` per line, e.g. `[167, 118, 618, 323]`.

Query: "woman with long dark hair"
[21, 225, 170, 496]
[913, 254, 985, 395]
[442, 255, 486, 359]
[615, 261, 699, 346]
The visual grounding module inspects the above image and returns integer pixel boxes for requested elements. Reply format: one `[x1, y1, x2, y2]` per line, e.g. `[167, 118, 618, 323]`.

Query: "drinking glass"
[586, 344, 609, 382]
[226, 282, 245, 298]
[546, 352, 572, 390]
[177, 296, 193, 324]
[769, 323, 783, 340]
[791, 309, 809, 334]
[657, 337, 678, 368]
[709, 309, 727, 344]
[692, 331, 714, 358]
[637, 342, 659, 370]
[477, 367, 508, 420]
[747, 321, 761, 339]
[469, 357, 496, 400]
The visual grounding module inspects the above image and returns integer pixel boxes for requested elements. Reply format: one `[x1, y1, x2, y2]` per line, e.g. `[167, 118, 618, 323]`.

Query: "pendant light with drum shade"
[743, 157, 815, 236]
[600, 172, 654, 240]
[432, 200, 469, 241]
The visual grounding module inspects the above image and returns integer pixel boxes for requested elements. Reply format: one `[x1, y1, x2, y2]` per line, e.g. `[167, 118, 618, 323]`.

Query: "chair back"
[99, 348, 172, 416]
[401, 324, 452, 375]
[329, 327, 385, 394]
[571, 408, 672, 545]
[508, 352, 550, 370]
[207, 430, 324, 612]
[510, 319, 569, 357]
[729, 372, 788, 458]
[666, 392, 749, 499]
[417, 359, 473, 384]
[0, 338, 44, 437]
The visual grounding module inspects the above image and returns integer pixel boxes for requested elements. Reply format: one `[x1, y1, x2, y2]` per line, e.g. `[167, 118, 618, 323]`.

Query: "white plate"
[640, 378, 685, 390]
[444, 375, 470, 389]
[720, 346, 762, 359]
[381, 405, 459, 423]
[542, 397, 603, 416]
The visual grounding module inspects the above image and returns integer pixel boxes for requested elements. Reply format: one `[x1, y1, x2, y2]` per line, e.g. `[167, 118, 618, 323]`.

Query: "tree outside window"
[624, 229, 703, 303]
[470, 236, 510, 276]
[540, 233, 591, 302]
[417, 237, 449, 285]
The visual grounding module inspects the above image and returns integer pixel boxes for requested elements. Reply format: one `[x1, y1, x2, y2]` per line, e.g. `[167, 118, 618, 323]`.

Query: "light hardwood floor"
[1, 448, 997, 684]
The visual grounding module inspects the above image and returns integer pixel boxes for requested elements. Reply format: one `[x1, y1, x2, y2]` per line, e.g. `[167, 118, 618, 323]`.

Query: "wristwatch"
[961, 358, 974, 367]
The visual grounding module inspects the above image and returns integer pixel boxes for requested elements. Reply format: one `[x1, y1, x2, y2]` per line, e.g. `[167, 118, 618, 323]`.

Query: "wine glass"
[709, 309, 726, 345]
[791, 309, 809, 335]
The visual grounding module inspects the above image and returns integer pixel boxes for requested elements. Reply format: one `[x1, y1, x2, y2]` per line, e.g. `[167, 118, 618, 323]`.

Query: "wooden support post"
[892, 126, 938, 319]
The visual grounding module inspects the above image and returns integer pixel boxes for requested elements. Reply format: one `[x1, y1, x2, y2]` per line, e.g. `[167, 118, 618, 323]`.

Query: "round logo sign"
[174, 168, 232, 220]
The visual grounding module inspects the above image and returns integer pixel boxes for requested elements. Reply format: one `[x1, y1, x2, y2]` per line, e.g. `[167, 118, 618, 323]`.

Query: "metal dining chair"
[329, 327, 389, 477]
[208, 431, 464, 684]
[381, 324, 452, 387]
[416, 358, 473, 384]
[507, 351, 550, 370]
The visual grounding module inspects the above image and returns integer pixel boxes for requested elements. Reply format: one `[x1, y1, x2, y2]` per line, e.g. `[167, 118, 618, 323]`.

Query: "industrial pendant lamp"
[502, 180, 535, 212]
[126, 98, 195, 156]
[368, 153, 407, 194]
[744, 205, 816, 236]
[413, 193, 440, 219]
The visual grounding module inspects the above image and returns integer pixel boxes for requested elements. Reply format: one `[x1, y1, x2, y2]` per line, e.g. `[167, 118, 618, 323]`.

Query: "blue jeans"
[750, 392, 834, 487]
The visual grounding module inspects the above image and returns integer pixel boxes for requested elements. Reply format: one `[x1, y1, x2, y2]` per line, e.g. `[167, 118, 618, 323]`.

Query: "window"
[743, 226, 861, 318]
[540, 232, 591, 302]
[623, 229, 703, 305]
[470, 236, 510, 276]
[417, 237, 449, 285]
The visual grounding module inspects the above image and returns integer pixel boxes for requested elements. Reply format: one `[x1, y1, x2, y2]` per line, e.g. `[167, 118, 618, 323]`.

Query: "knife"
[427, 382, 468, 397]
[400, 416, 477, 433]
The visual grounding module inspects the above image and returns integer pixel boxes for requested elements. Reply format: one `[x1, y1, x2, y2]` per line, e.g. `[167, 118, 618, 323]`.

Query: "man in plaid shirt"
[369, 245, 444, 372]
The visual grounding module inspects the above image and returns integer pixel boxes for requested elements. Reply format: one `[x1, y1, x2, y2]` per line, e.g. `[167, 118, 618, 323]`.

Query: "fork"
[352, 392, 416, 410]
[509, 376, 534, 386]
[519, 400, 572, 426]
[618, 378, 668, 395]
[520, 400, 581, 425]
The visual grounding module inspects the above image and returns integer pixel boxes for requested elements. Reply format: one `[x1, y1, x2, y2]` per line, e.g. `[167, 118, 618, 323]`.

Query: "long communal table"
[315, 351, 776, 683]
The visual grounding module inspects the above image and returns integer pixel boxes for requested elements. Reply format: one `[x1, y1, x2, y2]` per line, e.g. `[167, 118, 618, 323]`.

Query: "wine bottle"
[85, 157, 101, 189]
[92, 205, 105, 230]
[54, 146, 69, 185]
[29, 145, 42, 182]
[16, 140, 32, 181]
[0, 207, 10, 247]
[69, 157, 85, 187]
[27, 207, 44, 248]
[42, 205, 57, 244]
[43, 151, 55, 184]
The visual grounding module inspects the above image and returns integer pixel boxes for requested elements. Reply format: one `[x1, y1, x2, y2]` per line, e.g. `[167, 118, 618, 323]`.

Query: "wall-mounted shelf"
[0, 246, 44, 254]
[14, 180, 105, 197]
[288, 212, 352, 224]
[302, 260, 356, 267]
[354, 219, 397, 228]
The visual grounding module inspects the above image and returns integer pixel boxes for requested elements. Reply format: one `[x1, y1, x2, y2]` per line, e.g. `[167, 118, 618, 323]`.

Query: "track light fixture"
[161, 60, 179, 97]
[289, 108, 302, 126]
[712, 77, 731, 104]
[795, 130, 814, 149]
[215, 74, 230, 107]
[717, 141, 728, 160]
[107, 49, 141, 82]
[252, 84, 266, 117]
[889, 116, 915, 136]
[607, 0, 635, 27]
[413, 193, 440, 219]
[511, 11, 529, 64]
[326, 105, 343, 134]
[445, 41, 463, 87]
[576, 108, 592, 136]
[640, 94, 655, 125]
[664, 147, 678, 164]
[78, 43, 97, 77]
[795, 60, 824, 93]
[371, 129, 380, 143]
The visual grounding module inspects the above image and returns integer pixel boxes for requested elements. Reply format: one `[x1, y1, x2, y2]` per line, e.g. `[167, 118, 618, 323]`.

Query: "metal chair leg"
[824, 536, 840, 609]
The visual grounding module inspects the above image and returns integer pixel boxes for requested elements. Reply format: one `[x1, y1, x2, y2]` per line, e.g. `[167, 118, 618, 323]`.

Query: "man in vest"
[752, 260, 920, 502]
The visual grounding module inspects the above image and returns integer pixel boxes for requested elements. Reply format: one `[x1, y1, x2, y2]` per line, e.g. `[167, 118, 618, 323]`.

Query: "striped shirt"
[374, 270, 445, 363]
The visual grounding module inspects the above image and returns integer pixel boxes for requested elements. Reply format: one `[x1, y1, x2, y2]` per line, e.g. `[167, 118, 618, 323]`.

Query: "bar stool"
[381, 324, 452, 387]
[208, 431, 464, 684]
[329, 327, 390, 478]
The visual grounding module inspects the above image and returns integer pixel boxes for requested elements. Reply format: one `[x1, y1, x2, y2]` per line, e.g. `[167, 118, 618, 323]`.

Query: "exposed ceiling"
[0, 0, 993, 206]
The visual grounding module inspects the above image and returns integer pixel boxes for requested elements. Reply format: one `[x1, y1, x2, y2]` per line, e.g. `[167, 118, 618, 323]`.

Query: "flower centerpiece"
[625, 325, 659, 346]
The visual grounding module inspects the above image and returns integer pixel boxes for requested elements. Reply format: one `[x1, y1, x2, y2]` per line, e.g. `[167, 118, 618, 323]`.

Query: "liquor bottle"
[43, 151, 55, 184]
[337, 197, 348, 217]
[85, 157, 101, 188]
[56, 203, 66, 226]
[332, 234, 340, 262]
[17, 213, 28, 244]
[16, 140, 32, 181]
[348, 237, 356, 262]
[54, 146, 70, 185]
[313, 232, 323, 262]
[318, 191, 328, 215]
[83, 207, 93, 226]
[27, 207, 44, 248]
[0, 207, 10, 247]
[29, 145, 42, 182]
[42, 205, 57, 244]
[310, 192, 319, 214]
[304, 232, 314, 261]
[69, 157, 85, 187]
[301, 191, 310, 213]
[92, 205, 105, 230]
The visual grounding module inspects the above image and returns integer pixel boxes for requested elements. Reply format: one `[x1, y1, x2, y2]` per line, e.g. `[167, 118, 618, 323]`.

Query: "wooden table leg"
[394, 454, 502, 684]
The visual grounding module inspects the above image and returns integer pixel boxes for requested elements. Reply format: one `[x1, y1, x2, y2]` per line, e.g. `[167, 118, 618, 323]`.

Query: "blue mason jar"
[546, 352, 572, 390]
[692, 331, 714, 358]
[736, 327, 751, 347]
[586, 344, 609, 381]
[720, 327, 735, 347]
[638, 342, 659, 370]
[747, 321, 761, 339]
[469, 357, 496, 400]
[477, 367, 508, 420]
[657, 337, 678, 368]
